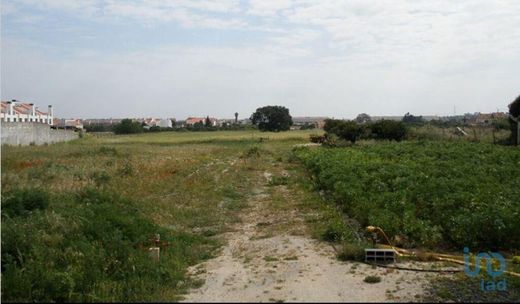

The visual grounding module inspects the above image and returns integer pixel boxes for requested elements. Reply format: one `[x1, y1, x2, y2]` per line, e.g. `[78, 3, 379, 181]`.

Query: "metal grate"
[365, 248, 396, 263]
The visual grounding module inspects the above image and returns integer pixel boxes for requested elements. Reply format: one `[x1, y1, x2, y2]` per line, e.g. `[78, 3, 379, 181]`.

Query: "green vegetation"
[3, 126, 519, 302]
[251, 106, 293, 132]
[2, 188, 207, 302]
[113, 119, 144, 135]
[296, 141, 520, 250]
[323, 119, 407, 145]
[1, 130, 316, 302]
[370, 120, 407, 141]
[509, 95, 520, 145]
[337, 243, 367, 262]
[363, 275, 381, 284]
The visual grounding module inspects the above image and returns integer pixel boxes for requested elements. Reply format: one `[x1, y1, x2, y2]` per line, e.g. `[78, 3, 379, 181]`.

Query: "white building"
[1, 100, 53, 125]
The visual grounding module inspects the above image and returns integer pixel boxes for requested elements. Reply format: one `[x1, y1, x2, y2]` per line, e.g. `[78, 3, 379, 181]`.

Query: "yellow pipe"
[366, 226, 520, 278]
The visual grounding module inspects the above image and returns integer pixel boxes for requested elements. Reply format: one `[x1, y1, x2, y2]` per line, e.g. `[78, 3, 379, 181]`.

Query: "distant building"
[185, 117, 218, 127]
[474, 112, 507, 125]
[83, 118, 123, 126]
[1, 100, 53, 125]
[53, 118, 83, 130]
[292, 116, 329, 129]
[371, 116, 404, 121]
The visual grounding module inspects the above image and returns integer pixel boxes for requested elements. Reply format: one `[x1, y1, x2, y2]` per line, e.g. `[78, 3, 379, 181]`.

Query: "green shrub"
[89, 171, 111, 187]
[322, 218, 351, 242]
[113, 119, 143, 135]
[363, 275, 381, 283]
[324, 119, 362, 143]
[118, 162, 134, 177]
[243, 146, 261, 158]
[1, 188, 202, 302]
[369, 120, 407, 141]
[1, 188, 50, 217]
[338, 242, 366, 261]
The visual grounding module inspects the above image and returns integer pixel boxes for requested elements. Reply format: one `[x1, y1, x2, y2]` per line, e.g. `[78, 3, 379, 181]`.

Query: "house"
[157, 119, 173, 128]
[292, 117, 329, 129]
[1, 100, 53, 125]
[475, 112, 507, 125]
[54, 118, 83, 130]
[185, 117, 218, 127]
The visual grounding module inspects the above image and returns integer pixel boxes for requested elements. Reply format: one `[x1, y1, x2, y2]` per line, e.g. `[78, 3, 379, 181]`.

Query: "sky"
[1, 0, 520, 119]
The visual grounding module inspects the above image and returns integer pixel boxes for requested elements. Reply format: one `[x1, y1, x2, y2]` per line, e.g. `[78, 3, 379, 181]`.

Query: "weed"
[363, 276, 382, 284]
[98, 146, 118, 156]
[118, 162, 134, 177]
[89, 171, 111, 187]
[1, 188, 50, 217]
[264, 256, 279, 262]
[268, 175, 289, 186]
[337, 242, 366, 262]
[242, 146, 261, 158]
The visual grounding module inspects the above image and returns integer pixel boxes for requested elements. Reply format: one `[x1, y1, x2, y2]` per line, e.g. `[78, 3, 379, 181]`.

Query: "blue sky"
[2, 0, 520, 119]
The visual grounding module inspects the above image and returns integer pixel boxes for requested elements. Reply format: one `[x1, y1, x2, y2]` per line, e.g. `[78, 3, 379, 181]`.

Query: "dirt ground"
[181, 169, 457, 302]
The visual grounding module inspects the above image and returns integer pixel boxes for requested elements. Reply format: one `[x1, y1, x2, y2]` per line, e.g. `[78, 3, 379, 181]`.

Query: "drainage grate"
[365, 248, 396, 263]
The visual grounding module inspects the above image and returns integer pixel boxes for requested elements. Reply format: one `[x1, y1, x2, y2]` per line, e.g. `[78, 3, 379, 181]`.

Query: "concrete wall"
[1, 122, 79, 146]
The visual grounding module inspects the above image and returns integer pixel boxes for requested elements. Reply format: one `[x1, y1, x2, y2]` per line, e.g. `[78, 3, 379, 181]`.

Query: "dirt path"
[181, 169, 451, 302]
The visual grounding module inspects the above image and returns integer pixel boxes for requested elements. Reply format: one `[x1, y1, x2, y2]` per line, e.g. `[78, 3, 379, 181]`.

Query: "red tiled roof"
[1, 101, 49, 116]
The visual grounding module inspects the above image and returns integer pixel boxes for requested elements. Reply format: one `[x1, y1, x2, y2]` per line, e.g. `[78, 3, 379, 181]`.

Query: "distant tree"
[171, 119, 176, 127]
[402, 112, 425, 125]
[234, 112, 239, 124]
[323, 119, 342, 133]
[251, 106, 293, 132]
[509, 95, 520, 145]
[205, 116, 212, 127]
[355, 113, 372, 124]
[370, 120, 407, 141]
[113, 119, 143, 135]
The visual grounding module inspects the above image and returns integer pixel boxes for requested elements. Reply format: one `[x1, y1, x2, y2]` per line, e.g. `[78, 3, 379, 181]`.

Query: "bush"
[242, 146, 261, 158]
[363, 276, 381, 283]
[309, 134, 326, 144]
[509, 95, 520, 145]
[337, 242, 366, 261]
[1, 188, 196, 302]
[369, 120, 407, 141]
[113, 119, 143, 135]
[1, 188, 50, 217]
[323, 119, 363, 143]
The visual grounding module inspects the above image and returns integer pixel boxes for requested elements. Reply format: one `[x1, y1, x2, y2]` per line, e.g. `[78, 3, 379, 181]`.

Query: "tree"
[251, 106, 293, 132]
[234, 112, 239, 124]
[355, 113, 372, 124]
[509, 95, 520, 145]
[113, 119, 143, 135]
[205, 116, 212, 127]
[402, 112, 425, 125]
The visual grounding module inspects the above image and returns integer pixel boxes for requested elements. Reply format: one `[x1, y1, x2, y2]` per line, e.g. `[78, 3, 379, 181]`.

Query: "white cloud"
[247, 0, 293, 16]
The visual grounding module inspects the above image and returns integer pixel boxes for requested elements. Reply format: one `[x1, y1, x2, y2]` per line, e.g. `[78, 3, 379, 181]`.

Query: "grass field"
[2, 129, 519, 302]
[1, 130, 321, 302]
